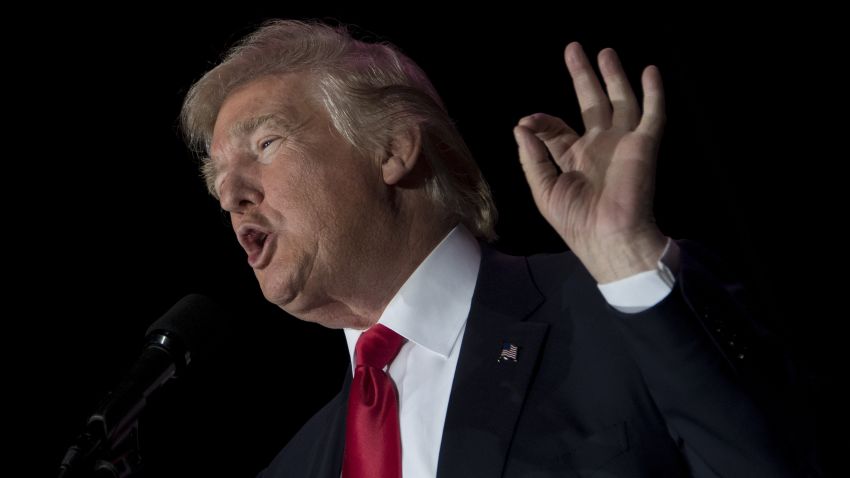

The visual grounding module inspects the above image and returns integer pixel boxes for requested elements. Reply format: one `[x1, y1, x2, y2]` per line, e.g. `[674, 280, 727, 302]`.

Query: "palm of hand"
[542, 125, 660, 252]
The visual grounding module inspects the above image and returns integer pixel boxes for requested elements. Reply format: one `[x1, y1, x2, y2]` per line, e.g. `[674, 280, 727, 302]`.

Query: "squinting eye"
[260, 138, 277, 150]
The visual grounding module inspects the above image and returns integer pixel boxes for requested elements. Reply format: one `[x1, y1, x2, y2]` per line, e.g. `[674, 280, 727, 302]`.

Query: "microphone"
[58, 294, 228, 478]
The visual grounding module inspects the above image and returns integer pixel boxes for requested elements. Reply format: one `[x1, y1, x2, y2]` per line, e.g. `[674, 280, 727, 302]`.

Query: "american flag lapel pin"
[498, 341, 519, 363]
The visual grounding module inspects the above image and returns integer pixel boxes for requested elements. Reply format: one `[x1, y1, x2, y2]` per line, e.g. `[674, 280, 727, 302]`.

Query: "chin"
[259, 279, 299, 309]
[254, 265, 295, 303]
[255, 250, 322, 319]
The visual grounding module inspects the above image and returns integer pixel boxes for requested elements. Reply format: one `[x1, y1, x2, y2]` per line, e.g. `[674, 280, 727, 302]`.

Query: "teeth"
[241, 228, 268, 251]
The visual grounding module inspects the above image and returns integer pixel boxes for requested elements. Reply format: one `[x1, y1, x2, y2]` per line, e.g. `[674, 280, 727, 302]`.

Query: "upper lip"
[236, 223, 271, 256]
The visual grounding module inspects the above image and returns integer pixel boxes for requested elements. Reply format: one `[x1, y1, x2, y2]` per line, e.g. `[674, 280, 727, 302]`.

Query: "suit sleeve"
[607, 239, 821, 477]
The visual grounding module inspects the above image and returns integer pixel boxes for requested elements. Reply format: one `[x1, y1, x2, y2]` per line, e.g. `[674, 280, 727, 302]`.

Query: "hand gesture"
[514, 42, 669, 283]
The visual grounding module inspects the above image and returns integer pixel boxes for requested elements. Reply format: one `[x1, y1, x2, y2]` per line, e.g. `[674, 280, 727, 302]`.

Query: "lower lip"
[248, 234, 275, 269]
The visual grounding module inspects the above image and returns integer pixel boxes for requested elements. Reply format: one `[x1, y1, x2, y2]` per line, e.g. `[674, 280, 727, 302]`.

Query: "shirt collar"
[343, 224, 481, 367]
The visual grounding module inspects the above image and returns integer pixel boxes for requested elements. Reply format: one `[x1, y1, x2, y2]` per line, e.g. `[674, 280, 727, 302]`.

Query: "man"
[180, 19, 811, 477]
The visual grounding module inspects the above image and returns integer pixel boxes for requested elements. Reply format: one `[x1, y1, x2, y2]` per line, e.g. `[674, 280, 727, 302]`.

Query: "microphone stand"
[58, 331, 188, 478]
[58, 421, 143, 478]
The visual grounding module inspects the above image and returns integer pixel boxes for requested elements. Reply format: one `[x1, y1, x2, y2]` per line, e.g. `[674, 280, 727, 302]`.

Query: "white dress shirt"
[343, 224, 680, 478]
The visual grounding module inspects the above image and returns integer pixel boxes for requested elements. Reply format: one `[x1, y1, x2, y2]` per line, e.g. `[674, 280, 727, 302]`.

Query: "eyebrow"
[208, 107, 302, 162]
[229, 110, 298, 139]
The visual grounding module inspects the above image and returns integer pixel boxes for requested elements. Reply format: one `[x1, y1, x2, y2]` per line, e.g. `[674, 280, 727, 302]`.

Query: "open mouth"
[239, 227, 273, 268]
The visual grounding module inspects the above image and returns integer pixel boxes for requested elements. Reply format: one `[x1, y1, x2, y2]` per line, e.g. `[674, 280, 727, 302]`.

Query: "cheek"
[266, 145, 382, 236]
[321, 178, 374, 234]
[262, 163, 318, 213]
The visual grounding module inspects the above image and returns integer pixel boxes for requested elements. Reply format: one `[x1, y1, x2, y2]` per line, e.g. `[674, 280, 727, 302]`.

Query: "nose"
[218, 171, 264, 215]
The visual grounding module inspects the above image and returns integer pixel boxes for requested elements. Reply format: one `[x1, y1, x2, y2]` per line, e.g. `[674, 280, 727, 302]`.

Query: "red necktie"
[343, 323, 406, 478]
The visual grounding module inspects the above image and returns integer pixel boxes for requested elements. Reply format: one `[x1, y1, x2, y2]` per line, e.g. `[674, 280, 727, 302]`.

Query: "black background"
[19, 5, 843, 477]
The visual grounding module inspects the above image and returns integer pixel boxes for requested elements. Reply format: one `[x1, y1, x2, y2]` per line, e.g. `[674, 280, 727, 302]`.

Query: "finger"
[517, 113, 580, 165]
[636, 65, 666, 140]
[597, 48, 640, 130]
[565, 41, 612, 131]
[514, 124, 557, 209]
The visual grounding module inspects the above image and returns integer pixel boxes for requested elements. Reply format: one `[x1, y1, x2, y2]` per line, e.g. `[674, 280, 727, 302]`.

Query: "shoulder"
[480, 243, 592, 295]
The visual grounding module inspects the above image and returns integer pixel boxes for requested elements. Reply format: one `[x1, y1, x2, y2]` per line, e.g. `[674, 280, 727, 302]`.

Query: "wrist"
[580, 228, 669, 284]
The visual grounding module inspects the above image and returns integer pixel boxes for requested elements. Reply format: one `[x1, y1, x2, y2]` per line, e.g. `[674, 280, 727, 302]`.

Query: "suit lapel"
[436, 245, 550, 478]
[313, 364, 351, 478]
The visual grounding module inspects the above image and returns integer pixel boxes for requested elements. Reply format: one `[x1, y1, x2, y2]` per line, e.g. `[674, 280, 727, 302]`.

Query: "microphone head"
[145, 294, 229, 364]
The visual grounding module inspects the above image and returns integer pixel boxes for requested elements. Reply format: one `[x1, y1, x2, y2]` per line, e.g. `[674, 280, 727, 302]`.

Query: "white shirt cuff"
[597, 237, 679, 314]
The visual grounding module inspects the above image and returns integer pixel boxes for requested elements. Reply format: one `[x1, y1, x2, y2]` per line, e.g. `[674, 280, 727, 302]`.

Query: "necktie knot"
[354, 323, 405, 370]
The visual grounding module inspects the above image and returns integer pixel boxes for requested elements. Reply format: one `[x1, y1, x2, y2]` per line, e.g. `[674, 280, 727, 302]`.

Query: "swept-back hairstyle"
[181, 19, 497, 240]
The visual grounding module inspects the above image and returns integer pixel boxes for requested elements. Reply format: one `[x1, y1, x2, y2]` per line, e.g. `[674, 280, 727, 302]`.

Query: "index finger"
[565, 41, 612, 132]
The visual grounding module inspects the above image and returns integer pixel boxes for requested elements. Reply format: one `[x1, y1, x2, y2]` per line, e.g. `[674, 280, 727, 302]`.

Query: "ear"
[381, 125, 422, 186]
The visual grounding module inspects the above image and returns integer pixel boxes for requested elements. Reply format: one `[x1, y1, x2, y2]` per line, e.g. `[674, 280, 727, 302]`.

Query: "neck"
[295, 199, 455, 330]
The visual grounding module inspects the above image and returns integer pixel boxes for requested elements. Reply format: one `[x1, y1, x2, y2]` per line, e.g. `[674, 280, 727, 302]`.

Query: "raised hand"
[514, 41, 669, 283]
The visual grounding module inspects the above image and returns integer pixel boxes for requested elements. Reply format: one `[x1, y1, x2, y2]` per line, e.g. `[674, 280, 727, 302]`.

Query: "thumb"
[514, 124, 557, 209]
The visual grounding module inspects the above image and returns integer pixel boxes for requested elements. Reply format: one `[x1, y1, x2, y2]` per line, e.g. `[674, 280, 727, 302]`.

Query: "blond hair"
[181, 19, 497, 240]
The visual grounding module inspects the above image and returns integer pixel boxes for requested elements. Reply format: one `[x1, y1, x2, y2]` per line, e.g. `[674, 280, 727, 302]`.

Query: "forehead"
[211, 73, 315, 148]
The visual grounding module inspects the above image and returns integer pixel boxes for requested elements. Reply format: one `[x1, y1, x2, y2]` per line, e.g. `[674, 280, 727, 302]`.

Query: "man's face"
[209, 74, 387, 321]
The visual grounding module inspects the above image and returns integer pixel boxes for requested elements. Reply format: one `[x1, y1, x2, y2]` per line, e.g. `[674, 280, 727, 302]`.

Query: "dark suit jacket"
[258, 240, 815, 477]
